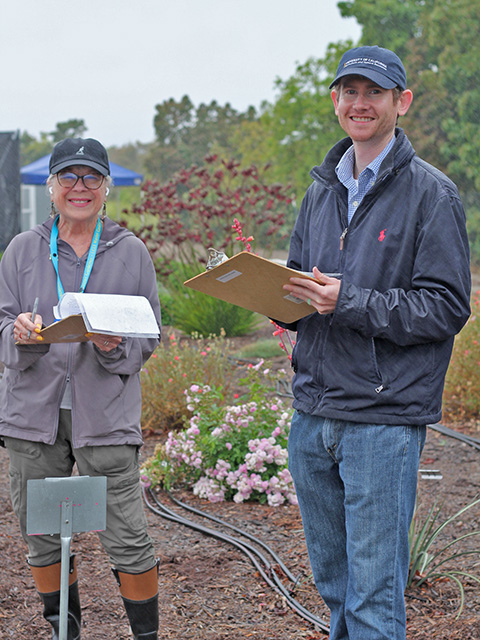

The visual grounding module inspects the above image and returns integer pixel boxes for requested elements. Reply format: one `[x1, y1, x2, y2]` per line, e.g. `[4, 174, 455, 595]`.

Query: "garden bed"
[0, 428, 479, 638]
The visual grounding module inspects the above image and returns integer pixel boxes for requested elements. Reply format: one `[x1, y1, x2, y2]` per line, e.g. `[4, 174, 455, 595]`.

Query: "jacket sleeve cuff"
[333, 279, 371, 331]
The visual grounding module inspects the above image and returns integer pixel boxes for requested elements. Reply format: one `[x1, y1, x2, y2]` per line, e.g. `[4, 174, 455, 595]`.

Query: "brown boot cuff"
[113, 561, 159, 601]
[29, 556, 77, 594]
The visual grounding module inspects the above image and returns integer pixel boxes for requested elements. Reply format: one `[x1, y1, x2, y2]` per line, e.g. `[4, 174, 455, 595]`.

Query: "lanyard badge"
[50, 216, 103, 300]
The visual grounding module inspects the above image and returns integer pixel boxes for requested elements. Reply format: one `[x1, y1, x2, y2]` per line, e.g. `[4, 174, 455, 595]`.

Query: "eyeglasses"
[56, 171, 105, 190]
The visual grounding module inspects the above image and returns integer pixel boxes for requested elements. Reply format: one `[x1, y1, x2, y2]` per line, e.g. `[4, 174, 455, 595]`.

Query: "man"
[282, 46, 471, 640]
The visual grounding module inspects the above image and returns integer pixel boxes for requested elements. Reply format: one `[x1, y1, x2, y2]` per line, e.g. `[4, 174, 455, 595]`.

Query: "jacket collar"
[310, 128, 416, 187]
[32, 216, 133, 253]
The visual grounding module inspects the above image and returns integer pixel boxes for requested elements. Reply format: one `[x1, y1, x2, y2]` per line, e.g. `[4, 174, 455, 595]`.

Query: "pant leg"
[4, 419, 76, 566]
[289, 411, 426, 640]
[68, 418, 155, 572]
[5, 409, 155, 573]
[337, 421, 426, 640]
[288, 411, 349, 640]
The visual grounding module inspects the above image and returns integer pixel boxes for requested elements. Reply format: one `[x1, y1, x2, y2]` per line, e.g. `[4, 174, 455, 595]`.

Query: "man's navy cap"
[49, 138, 110, 176]
[329, 46, 407, 91]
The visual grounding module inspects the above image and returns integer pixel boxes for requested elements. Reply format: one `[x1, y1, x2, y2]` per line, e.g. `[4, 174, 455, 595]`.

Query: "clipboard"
[38, 315, 90, 344]
[184, 252, 319, 323]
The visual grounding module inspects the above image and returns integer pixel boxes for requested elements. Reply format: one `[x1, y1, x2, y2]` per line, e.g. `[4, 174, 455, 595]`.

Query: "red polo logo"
[378, 228, 387, 242]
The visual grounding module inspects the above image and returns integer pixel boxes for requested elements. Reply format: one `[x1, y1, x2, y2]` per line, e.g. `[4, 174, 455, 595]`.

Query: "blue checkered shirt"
[335, 135, 396, 224]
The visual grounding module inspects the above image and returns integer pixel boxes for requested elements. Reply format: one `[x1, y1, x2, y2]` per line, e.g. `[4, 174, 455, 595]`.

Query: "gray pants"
[4, 409, 156, 572]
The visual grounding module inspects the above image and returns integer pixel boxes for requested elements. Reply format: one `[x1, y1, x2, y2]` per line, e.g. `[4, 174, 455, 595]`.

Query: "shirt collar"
[335, 135, 396, 186]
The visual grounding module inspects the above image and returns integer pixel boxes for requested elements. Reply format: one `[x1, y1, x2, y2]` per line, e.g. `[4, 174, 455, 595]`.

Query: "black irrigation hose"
[166, 490, 298, 584]
[428, 422, 480, 451]
[143, 487, 330, 633]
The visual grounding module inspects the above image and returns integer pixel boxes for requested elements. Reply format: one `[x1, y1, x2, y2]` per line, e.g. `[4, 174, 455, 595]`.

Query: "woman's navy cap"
[329, 46, 407, 91]
[49, 138, 110, 176]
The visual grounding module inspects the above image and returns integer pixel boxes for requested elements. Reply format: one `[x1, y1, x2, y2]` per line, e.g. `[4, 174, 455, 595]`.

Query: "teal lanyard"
[50, 216, 103, 299]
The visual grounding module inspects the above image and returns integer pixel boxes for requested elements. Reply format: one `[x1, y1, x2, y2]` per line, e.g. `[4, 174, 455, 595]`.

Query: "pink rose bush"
[142, 366, 297, 506]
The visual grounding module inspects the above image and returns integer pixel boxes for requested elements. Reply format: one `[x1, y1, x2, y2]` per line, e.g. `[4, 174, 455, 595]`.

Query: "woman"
[0, 138, 161, 639]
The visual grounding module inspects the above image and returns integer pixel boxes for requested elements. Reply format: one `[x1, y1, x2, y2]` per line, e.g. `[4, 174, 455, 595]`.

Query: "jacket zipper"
[338, 169, 393, 251]
[339, 225, 385, 393]
[370, 338, 386, 393]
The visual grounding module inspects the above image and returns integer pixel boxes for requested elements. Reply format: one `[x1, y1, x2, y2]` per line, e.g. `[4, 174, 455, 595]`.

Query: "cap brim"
[50, 159, 110, 176]
[329, 68, 398, 90]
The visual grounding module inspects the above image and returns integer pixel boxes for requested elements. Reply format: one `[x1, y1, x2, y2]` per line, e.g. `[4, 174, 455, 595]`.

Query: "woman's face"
[50, 165, 107, 226]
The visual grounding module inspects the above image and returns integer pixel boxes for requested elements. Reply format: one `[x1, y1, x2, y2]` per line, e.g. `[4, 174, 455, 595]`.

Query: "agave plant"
[408, 496, 480, 617]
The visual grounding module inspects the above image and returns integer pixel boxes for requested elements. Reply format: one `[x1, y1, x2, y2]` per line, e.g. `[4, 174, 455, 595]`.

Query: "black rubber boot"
[29, 555, 81, 640]
[38, 580, 82, 640]
[121, 594, 159, 639]
[113, 562, 159, 639]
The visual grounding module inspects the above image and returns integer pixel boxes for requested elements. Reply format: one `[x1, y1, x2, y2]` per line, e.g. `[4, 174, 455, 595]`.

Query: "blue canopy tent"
[21, 154, 143, 186]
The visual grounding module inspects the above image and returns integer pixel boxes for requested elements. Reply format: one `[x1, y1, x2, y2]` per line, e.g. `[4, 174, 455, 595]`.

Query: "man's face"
[331, 76, 412, 147]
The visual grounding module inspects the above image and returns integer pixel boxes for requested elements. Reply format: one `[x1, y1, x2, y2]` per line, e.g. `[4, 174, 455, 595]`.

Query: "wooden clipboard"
[38, 315, 90, 344]
[183, 252, 318, 323]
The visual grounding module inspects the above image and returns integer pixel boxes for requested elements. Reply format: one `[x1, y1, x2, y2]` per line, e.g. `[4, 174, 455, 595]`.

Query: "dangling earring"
[101, 202, 107, 221]
[50, 201, 57, 218]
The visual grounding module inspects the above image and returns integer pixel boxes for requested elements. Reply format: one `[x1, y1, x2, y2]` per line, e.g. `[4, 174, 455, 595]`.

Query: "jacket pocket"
[321, 327, 387, 407]
[370, 338, 387, 394]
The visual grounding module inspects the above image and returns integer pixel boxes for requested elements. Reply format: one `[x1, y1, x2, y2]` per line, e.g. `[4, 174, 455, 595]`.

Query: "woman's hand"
[14, 312, 44, 343]
[86, 333, 123, 352]
[284, 266, 341, 315]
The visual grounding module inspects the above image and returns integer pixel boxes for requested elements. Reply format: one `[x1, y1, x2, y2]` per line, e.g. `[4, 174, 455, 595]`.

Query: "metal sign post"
[27, 476, 107, 640]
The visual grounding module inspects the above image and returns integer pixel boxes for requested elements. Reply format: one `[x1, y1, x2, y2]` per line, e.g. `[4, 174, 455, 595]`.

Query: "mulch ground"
[1, 425, 479, 639]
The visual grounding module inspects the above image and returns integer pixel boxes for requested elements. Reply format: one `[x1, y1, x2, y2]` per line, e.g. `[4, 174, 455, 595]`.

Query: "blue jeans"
[288, 411, 426, 640]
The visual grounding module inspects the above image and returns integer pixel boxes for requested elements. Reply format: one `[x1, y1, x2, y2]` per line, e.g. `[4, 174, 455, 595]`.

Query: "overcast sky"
[2, 1, 360, 147]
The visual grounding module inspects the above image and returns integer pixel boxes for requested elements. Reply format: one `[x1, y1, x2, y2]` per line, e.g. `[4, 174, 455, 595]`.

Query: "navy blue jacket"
[286, 129, 471, 425]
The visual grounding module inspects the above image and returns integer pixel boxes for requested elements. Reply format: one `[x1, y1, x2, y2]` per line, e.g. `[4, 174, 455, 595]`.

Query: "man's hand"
[284, 266, 341, 315]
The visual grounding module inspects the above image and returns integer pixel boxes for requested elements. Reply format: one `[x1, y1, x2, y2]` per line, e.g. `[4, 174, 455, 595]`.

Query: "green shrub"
[235, 337, 285, 360]
[140, 331, 237, 433]
[163, 262, 259, 337]
[157, 285, 175, 327]
[172, 290, 260, 337]
[443, 289, 480, 425]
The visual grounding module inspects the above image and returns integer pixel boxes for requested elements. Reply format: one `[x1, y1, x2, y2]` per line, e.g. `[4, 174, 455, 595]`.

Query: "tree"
[20, 119, 88, 165]
[144, 96, 257, 182]
[411, 1, 480, 189]
[337, 0, 434, 61]
[50, 119, 87, 143]
[19, 131, 52, 165]
[232, 41, 353, 203]
[107, 141, 149, 174]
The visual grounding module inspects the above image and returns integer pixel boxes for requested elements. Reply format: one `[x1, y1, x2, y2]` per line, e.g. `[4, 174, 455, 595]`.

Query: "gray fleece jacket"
[0, 217, 161, 448]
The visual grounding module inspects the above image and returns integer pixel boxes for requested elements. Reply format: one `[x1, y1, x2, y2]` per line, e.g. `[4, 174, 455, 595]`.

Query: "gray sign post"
[27, 476, 107, 640]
